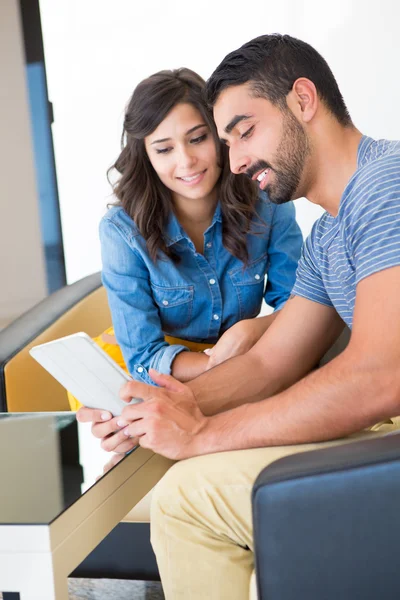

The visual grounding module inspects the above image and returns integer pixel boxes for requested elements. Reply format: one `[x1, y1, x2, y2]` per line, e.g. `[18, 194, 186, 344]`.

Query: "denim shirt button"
[162, 300, 169, 306]
[254, 274, 261, 280]
[206, 242, 212, 248]
[209, 278, 216, 285]
[213, 314, 219, 321]
[137, 366, 144, 373]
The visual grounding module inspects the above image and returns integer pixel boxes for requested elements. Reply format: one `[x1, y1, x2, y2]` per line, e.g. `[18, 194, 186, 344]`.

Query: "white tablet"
[30, 332, 142, 416]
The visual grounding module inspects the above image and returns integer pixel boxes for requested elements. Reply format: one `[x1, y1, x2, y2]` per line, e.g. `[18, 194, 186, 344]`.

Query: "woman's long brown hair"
[108, 68, 259, 263]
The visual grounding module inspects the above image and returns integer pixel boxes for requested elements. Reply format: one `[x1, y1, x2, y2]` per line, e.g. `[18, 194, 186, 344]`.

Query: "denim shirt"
[99, 193, 302, 384]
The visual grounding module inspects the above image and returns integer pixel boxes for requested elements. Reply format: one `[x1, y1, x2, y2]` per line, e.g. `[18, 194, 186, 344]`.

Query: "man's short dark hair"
[206, 34, 352, 126]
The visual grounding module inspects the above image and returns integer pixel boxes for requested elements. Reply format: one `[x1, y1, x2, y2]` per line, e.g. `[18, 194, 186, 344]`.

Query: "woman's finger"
[91, 416, 123, 439]
[100, 427, 139, 452]
[76, 406, 113, 423]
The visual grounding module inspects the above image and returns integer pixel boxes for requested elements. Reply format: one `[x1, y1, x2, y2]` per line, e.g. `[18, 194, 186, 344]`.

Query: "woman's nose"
[178, 146, 197, 169]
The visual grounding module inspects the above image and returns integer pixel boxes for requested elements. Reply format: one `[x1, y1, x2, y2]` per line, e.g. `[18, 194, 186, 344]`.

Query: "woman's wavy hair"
[108, 68, 259, 263]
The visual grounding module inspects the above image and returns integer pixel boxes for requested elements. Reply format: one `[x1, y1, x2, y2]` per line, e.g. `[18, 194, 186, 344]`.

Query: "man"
[78, 34, 400, 599]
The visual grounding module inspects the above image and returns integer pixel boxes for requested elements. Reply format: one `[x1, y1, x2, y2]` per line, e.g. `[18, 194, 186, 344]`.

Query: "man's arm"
[77, 295, 342, 454]
[80, 269, 400, 459]
[189, 295, 345, 415]
[191, 267, 400, 454]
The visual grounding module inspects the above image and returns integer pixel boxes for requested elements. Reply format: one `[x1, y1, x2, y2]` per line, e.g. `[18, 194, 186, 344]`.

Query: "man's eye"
[240, 126, 255, 140]
[155, 147, 172, 154]
[191, 134, 208, 144]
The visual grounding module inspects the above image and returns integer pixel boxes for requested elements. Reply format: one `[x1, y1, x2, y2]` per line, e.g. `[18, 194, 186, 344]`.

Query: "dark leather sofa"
[252, 429, 400, 599]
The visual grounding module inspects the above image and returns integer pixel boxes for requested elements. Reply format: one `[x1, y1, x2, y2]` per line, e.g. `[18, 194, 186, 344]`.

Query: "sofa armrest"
[252, 431, 400, 600]
[0, 272, 102, 364]
[0, 272, 111, 411]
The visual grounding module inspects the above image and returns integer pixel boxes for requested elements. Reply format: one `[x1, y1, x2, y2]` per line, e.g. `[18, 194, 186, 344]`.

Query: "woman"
[69, 68, 302, 409]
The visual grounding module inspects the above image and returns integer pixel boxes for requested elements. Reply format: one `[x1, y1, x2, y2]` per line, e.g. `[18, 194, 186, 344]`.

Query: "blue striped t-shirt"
[292, 135, 400, 328]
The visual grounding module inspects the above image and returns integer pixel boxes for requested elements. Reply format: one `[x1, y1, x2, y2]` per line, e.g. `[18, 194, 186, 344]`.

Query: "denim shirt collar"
[164, 202, 222, 247]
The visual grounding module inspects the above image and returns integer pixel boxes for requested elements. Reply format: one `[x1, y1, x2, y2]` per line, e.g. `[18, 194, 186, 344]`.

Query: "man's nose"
[229, 144, 250, 175]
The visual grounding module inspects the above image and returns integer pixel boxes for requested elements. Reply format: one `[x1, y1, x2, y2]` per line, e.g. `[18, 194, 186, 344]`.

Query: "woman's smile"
[177, 169, 207, 185]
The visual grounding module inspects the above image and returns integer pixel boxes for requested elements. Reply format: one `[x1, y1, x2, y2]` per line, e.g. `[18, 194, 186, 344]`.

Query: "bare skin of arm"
[173, 311, 280, 379]
[204, 312, 279, 370]
[188, 296, 345, 415]
[82, 267, 400, 458]
[170, 351, 209, 381]
[193, 267, 400, 453]
[76, 310, 280, 450]
[79, 295, 344, 453]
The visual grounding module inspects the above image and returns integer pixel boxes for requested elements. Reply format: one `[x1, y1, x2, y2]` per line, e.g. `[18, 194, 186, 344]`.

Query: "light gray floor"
[68, 579, 165, 599]
[0, 580, 165, 599]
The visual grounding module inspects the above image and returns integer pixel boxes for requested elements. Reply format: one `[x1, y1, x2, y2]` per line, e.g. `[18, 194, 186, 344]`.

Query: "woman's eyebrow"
[151, 123, 207, 145]
[185, 123, 207, 136]
[151, 136, 171, 145]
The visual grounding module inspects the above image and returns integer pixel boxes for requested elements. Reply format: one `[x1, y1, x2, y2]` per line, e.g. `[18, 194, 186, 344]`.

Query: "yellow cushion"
[5, 287, 111, 412]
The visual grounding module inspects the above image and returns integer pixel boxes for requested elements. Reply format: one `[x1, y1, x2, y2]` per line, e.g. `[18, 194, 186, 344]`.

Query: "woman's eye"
[191, 133, 208, 144]
[240, 126, 255, 140]
[155, 147, 172, 154]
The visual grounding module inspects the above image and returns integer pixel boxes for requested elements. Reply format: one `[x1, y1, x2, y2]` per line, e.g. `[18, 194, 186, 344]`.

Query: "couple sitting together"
[76, 33, 400, 600]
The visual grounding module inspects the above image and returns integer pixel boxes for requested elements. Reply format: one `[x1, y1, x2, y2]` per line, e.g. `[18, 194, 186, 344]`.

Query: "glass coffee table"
[0, 412, 172, 599]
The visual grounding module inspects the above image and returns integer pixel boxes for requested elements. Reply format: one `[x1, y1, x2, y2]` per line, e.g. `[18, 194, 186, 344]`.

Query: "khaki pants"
[150, 422, 399, 600]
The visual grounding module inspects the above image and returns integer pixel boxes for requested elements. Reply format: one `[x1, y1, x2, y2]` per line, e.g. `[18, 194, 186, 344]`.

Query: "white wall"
[0, 0, 47, 325]
[39, 0, 400, 283]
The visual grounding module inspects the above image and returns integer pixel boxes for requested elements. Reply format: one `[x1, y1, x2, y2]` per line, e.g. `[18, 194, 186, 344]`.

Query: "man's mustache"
[245, 160, 272, 180]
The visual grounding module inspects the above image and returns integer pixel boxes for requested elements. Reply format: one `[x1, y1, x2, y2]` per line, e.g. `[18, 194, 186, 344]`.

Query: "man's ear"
[286, 78, 318, 123]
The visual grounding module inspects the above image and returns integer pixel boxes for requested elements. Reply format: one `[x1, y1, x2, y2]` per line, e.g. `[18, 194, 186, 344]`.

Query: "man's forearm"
[192, 350, 399, 454]
[187, 349, 297, 416]
[187, 297, 345, 416]
[253, 312, 279, 334]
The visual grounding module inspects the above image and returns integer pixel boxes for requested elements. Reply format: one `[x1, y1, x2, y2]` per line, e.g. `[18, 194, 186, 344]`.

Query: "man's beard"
[249, 110, 310, 205]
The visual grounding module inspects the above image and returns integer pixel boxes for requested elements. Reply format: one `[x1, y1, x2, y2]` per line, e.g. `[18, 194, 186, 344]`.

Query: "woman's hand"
[204, 315, 276, 370]
[76, 406, 139, 454]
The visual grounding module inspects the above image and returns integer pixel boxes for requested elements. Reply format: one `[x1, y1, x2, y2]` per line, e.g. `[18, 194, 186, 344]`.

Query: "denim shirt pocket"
[151, 282, 194, 331]
[229, 253, 268, 319]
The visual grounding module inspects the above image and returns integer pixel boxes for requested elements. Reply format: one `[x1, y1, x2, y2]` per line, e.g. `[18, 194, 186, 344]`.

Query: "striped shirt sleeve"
[292, 221, 334, 308]
[346, 156, 400, 284]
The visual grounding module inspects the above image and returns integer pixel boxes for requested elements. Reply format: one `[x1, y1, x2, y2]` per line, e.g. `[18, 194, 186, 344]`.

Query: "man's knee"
[150, 446, 292, 521]
[150, 457, 197, 521]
